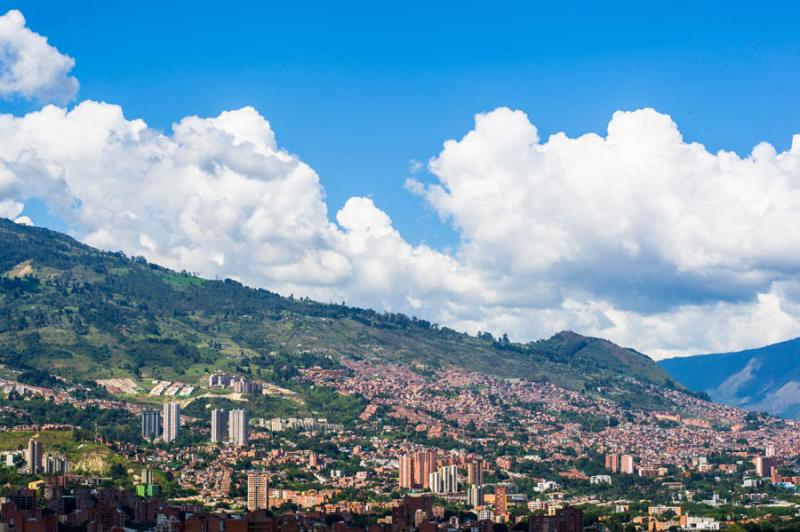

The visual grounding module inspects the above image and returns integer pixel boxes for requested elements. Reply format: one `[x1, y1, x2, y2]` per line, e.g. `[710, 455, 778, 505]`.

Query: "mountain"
[0, 218, 675, 400]
[660, 338, 800, 418]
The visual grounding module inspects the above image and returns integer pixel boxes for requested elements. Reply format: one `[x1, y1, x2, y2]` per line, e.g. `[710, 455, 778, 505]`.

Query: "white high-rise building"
[467, 484, 484, 507]
[229, 409, 249, 446]
[163, 402, 181, 443]
[211, 409, 229, 443]
[428, 471, 440, 493]
[43, 453, 69, 475]
[766, 445, 776, 458]
[141, 410, 162, 440]
[26, 439, 42, 474]
[429, 464, 459, 494]
[441, 464, 458, 493]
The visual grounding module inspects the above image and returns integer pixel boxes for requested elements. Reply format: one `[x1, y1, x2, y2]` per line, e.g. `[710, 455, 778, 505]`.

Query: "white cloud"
[0, 10, 78, 103]
[0, 198, 31, 225]
[409, 107, 800, 356]
[0, 197, 23, 219]
[0, 102, 336, 288]
[421, 108, 800, 287]
[0, 102, 476, 323]
[3, 103, 800, 358]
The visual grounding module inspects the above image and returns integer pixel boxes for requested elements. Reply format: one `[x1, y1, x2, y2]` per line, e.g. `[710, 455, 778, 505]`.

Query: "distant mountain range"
[0, 218, 678, 407]
[660, 338, 800, 418]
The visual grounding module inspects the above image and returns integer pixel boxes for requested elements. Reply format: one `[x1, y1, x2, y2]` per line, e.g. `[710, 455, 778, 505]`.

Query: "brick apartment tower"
[467, 460, 484, 486]
[247, 472, 269, 511]
[529, 507, 583, 532]
[399, 450, 437, 489]
[494, 485, 508, 518]
[604, 453, 619, 473]
[620, 454, 635, 475]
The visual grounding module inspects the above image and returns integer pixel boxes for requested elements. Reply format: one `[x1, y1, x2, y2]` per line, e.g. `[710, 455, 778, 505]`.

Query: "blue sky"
[11, 0, 800, 246]
[2, 2, 800, 356]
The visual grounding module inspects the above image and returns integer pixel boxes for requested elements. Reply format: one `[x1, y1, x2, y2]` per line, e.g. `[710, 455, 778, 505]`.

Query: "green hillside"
[0, 218, 675, 395]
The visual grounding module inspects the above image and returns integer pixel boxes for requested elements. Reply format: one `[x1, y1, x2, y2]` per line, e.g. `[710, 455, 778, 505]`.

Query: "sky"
[1, 1, 800, 358]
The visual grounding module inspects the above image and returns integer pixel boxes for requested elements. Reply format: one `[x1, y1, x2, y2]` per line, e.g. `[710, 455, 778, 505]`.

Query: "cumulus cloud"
[0, 10, 78, 103]
[419, 108, 800, 303]
[0, 197, 23, 219]
[0, 102, 476, 323]
[0, 102, 334, 286]
[409, 107, 800, 356]
[3, 102, 800, 357]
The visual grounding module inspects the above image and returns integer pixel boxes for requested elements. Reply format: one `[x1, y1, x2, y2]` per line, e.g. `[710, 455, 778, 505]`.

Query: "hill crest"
[0, 217, 675, 400]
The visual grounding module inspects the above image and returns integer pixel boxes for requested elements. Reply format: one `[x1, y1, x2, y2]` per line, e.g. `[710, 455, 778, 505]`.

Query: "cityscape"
[3, 355, 800, 531]
[2, 3, 800, 532]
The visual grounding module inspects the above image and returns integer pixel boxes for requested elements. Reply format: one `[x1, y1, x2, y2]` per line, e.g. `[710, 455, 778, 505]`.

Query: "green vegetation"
[0, 395, 140, 442]
[294, 385, 365, 424]
[183, 394, 307, 420]
[0, 218, 675, 406]
[181, 381, 365, 425]
[0, 430, 127, 476]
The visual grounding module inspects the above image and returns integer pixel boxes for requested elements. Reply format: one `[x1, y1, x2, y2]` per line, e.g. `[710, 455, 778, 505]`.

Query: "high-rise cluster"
[399, 450, 436, 489]
[399, 451, 485, 496]
[605, 453, 636, 474]
[210, 408, 249, 446]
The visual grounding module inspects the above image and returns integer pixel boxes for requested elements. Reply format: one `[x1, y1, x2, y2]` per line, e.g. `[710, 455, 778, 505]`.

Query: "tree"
[109, 463, 127, 479]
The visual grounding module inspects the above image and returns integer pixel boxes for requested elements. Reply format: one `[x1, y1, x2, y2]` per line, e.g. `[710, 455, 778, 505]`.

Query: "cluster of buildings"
[604, 453, 638, 475]
[398, 452, 488, 499]
[0, 481, 275, 532]
[142, 403, 253, 447]
[398, 452, 535, 521]
[1, 483, 585, 532]
[208, 373, 263, 394]
[260, 417, 344, 433]
[0, 378, 54, 398]
[0, 439, 69, 476]
[95, 378, 140, 395]
[256, 417, 344, 432]
[304, 357, 800, 476]
[148, 380, 194, 397]
[639, 506, 721, 531]
[141, 402, 181, 442]
[11, 354, 800, 531]
[211, 408, 250, 446]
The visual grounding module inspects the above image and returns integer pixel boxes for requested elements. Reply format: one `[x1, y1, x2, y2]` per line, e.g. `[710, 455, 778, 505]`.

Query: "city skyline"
[2, 3, 800, 532]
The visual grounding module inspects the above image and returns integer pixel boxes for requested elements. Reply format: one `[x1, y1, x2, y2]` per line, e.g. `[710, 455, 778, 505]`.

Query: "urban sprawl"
[2, 360, 800, 532]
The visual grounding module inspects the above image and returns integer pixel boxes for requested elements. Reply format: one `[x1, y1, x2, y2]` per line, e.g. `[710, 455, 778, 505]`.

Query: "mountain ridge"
[0, 217, 676, 403]
[660, 337, 800, 418]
